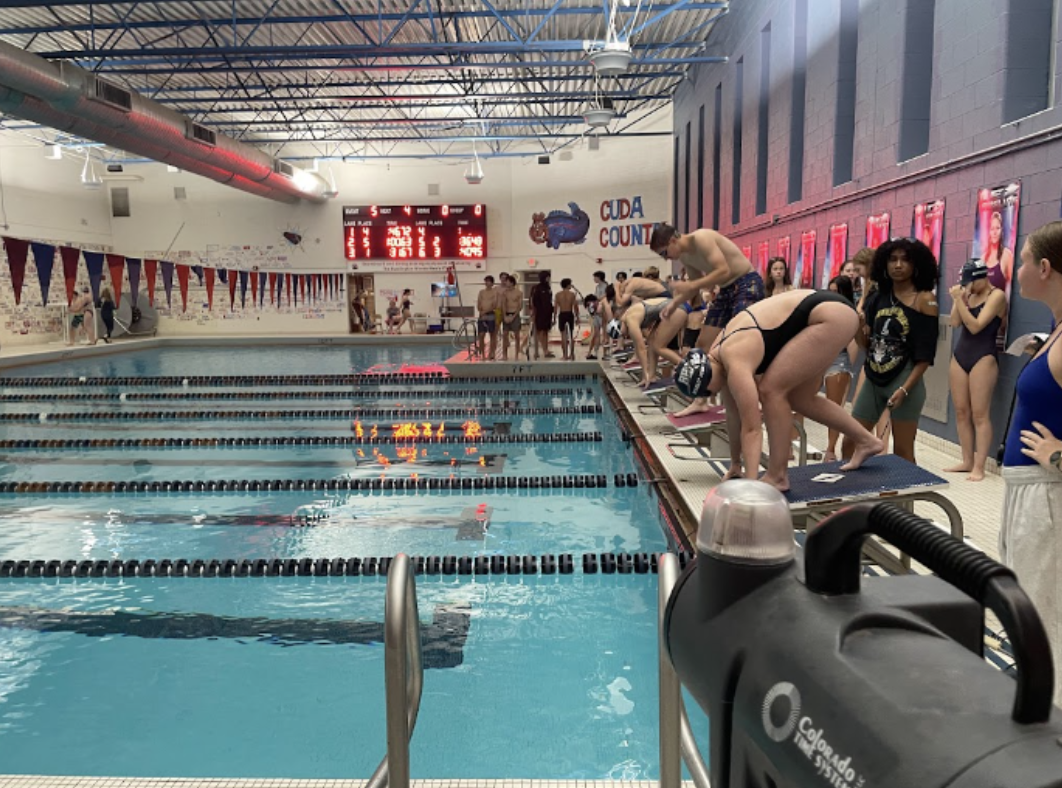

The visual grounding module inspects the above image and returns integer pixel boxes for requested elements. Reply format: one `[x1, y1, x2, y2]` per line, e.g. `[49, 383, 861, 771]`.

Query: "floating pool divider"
[0, 550, 695, 579]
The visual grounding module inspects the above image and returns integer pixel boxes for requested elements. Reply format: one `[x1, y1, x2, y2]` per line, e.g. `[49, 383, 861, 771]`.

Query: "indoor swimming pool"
[0, 344, 701, 780]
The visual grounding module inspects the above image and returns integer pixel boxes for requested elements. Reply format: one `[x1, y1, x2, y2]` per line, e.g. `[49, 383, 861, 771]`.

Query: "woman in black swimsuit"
[674, 289, 884, 492]
[946, 259, 1007, 481]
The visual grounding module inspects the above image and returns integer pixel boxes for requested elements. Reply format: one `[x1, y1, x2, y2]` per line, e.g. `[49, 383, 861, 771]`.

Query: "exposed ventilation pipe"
[0, 41, 329, 204]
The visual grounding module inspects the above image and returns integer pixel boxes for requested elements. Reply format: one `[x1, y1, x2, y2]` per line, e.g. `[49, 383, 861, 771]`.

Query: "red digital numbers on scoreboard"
[342, 205, 486, 261]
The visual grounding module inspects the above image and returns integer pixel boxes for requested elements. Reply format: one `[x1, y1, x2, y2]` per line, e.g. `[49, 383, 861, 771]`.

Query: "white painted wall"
[1, 128, 671, 344]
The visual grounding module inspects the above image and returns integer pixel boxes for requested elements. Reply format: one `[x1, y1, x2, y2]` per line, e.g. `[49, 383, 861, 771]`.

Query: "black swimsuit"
[717, 291, 853, 375]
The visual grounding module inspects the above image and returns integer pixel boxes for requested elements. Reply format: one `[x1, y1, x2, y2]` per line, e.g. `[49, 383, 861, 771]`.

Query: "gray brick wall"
[671, 0, 1062, 447]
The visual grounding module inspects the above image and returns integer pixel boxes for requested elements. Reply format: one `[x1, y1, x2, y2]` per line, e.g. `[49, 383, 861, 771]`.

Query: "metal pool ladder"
[658, 552, 712, 788]
[366, 554, 424, 788]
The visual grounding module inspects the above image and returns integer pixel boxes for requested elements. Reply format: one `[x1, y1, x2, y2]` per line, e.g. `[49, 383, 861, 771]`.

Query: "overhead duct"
[0, 41, 329, 204]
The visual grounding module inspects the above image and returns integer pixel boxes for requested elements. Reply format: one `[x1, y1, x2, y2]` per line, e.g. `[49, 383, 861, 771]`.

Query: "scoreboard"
[342, 204, 487, 261]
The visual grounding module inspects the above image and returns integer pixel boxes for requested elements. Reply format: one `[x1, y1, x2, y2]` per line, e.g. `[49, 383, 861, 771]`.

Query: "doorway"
[347, 274, 376, 333]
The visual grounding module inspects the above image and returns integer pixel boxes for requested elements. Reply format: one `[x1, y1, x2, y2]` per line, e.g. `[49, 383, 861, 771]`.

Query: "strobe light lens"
[696, 479, 794, 564]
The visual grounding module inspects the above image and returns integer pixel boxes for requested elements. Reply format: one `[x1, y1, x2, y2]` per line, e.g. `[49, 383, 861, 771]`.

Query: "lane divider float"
[11, 405, 603, 422]
[0, 549, 692, 579]
[0, 432, 604, 450]
[3, 373, 595, 388]
[0, 387, 595, 403]
[0, 472, 640, 494]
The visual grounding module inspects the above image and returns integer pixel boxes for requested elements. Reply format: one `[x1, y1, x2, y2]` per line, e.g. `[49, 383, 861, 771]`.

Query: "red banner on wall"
[821, 223, 849, 289]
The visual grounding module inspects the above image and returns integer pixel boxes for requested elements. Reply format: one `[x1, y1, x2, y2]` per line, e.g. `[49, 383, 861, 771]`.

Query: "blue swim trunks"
[704, 270, 765, 328]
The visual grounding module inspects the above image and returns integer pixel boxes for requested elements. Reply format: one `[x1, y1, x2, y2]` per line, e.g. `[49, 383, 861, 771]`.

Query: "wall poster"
[973, 182, 1021, 347]
[796, 230, 817, 289]
[822, 223, 849, 288]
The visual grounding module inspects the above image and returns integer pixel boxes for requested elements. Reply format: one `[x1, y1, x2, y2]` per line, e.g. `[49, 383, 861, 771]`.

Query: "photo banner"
[796, 230, 817, 289]
[866, 212, 891, 249]
[822, 223, 849, 288]
[757, 241, 770, 278]
[973, 181, 1021, 347]
[912, 198, 947, 308]
[740, 244, 753, 264]
[777, 236, 791, 265]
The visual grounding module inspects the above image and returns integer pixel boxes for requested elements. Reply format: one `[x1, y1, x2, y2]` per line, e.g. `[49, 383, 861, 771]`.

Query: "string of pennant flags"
[2, 235, 345, 312]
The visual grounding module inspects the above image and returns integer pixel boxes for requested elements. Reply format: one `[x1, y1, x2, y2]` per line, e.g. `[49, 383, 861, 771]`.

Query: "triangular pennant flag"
[249, 271, 258, 306]
[30, 242, 56, 306]
[259, 272, 267, 307]
[205, 267, 216, 311]
[105, 254, 125, 308]
[218, 269, 228, 285]
[268, 272, 277, 305]
[60, 246, 81, 306]
[144, 260, 158, 307]
[276, 273, 285, 309]
[191, 265, 204, 286]
[239, 271, 249, 308]
[82, 251, 105, 303]
[176, 265, 190, 312]
[3, 237, 30, 306]
[125, 258, 141, 308]
[160, 261, 175, 309]
[228, 269, 237, 311]
[285, 273, 292, 307]
[300, 274, 306, 305]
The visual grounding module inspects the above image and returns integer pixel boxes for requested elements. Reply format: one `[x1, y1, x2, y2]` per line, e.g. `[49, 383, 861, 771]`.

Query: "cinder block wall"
[672, 0, 1062, 447]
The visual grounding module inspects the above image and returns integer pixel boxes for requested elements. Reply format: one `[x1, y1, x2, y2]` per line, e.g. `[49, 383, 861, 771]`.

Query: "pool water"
[0, 346, 705, 779]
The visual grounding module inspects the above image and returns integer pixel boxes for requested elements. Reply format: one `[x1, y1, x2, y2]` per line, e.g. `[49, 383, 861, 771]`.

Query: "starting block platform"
[639, 376, 692, 413]
[785, 453, 963, 567]
[664, 406, 812, 467]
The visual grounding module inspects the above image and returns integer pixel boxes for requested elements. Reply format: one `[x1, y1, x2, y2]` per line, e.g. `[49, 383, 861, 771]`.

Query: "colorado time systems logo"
[761, 681, 802, 742]
[761, 682, 866, 788]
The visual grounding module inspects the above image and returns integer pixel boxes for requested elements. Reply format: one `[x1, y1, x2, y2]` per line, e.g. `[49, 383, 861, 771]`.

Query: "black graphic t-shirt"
[864, 291, 938, 386]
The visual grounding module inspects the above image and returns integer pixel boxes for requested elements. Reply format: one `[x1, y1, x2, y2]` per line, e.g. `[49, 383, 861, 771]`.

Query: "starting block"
[638, 376, 692, 413]
[664, 407, 730, 459]
[785, 453, 962, 572]
[664, 406, 812, 467]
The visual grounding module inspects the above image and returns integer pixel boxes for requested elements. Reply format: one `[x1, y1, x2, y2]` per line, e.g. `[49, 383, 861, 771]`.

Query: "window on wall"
[673, 134, 680, 227]
[697, 105, 705, 230]
[1003, 0, 1055, 122]
[713, 83, 722, 229]
[898, 0, 935, 161]
[733, 58, 744, 225]
[789, 0, 808, 203]
[685, 121, 692, 232]
[833, 0, 859, 186]
[756, 23, 771, 216]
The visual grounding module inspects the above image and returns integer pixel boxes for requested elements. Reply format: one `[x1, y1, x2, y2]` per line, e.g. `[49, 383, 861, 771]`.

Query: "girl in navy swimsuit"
[999, 219, 1062, 709]
[946, 259, 1007, 481]
[674, 289, 883, 492]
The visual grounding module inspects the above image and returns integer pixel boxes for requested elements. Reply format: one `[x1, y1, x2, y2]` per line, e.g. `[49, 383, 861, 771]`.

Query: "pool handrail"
[366, 553, 424, 788]
[658, 552, 712, 788]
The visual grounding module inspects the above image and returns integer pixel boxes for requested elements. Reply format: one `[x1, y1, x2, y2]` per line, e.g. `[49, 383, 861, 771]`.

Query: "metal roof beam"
[159, 95, 667, 110]
[41, 40, 708, 60]
[239, 131, 667, 143]
[87, 56, 724, 73]
[0, 3, 727, 36]
[194, 115, 613, 128]
[147, 73, 683, 94]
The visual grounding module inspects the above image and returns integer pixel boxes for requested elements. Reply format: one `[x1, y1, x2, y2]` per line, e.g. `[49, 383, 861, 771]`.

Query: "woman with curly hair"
[845, 238, 939, 464]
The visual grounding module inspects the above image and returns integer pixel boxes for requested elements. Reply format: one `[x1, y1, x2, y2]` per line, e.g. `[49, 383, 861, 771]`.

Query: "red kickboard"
[666, 407, 727, 429]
